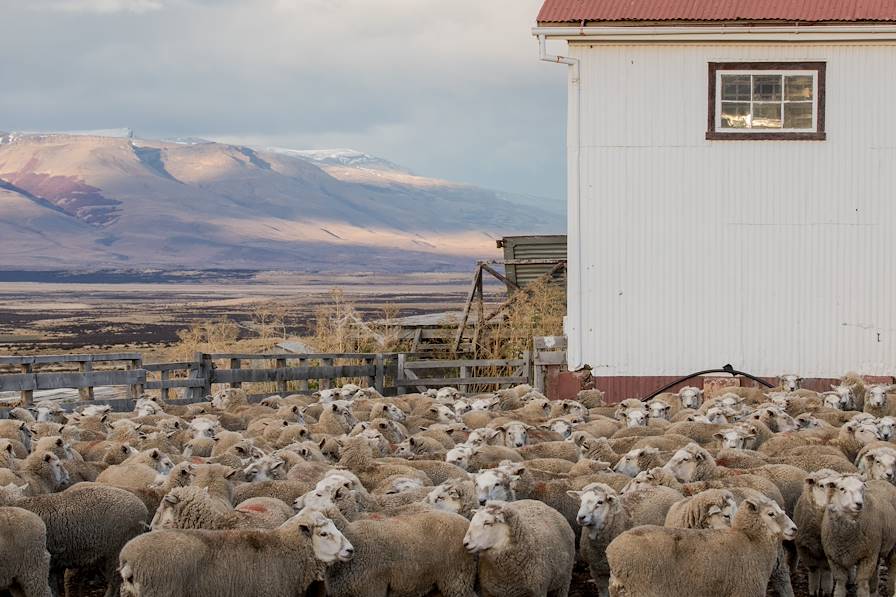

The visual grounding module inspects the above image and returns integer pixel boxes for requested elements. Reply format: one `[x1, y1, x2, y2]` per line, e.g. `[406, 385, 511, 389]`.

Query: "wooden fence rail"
[1, 348, 540, 406]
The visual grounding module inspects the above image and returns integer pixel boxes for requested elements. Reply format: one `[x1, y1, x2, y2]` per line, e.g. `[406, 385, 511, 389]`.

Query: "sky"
[0, 0, 568, 200]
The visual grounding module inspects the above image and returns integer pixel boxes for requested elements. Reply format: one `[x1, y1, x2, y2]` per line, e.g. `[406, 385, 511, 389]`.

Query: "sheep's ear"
[712, 432, 725, 440]
[743, 498, 759, 511]
[224, 468, 238, 479]
[418, 426, 428, 431]
[298, 521, 313, 537]
[318, 438, 327, 449]
[566, 490, 583, 499]
[334, 487, 344, 499]
[55, 438, 64, 447]
[694, 451, 706, 461]
[378, 422, 388, 429]
[271, 460, 284, 471]
[707, 505, 722, 516]
[164, 494, 180, 505]
[409, 437, 418, 447]
[494, 425, 506, 433]
[3, 444, 11, 454]
[330, 404, 339, 412]
[150, 449, 160, 460]
[43, 453, 53, 462]
[613, 409, 625, 421]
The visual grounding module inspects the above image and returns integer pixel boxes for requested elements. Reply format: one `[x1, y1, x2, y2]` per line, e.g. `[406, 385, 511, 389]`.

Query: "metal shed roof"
[537, 0, 896, 24]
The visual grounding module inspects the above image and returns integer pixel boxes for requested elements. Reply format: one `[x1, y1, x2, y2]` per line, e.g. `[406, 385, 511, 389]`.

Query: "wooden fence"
[1, 350, 540, 406]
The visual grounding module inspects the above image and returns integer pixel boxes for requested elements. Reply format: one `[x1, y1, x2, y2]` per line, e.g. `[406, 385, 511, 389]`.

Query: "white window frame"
[714, 69, 819, 134]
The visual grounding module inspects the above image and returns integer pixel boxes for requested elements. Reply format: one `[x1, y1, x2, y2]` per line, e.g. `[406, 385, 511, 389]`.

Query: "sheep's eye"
[767, 512, 774, 517]
[319, 531, 328, 537]
[596, 500, 604, 505]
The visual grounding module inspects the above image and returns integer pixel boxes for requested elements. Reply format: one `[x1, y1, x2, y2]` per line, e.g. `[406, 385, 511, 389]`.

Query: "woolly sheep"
[464, 499, 574, 597]
[606, 496, 796, 597]
[151, 485, 292, 530]
[0, 482, 148, 597]
[120, 510, 352, 597]
[664, 489, 737, 529]
[0, 506, 52, 597]
[794, 469, 840, 597]
[424, 478, 478, 518]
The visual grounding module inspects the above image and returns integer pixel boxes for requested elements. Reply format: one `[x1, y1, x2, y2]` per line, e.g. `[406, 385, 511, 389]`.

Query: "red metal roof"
[537, 0, 896, 23]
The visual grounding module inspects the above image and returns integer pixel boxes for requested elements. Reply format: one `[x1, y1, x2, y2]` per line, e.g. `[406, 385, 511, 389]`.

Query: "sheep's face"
[706, 497, 738, 529]
[150, 494, 179, 529]
[428, 404, 459, 424]
[617, 408, 647, 428]
[465, 428, 494, 447]
[35, 405, 59, 423]
[829, 385, 856, 410]
[714, 429, 747, 450]
[383, 476, 423, 495]
[859, 449, 896, 483]
[381, 404, 406, 423]
[134, 399, 160, 417]
[80, 405, 111, 418]
[454, 400, 473, 416]
[614, 449, 646, 477]
[425, 483, 465, 514]
[828, 475, 866, 515]
[299, 512, 354, 563]
[679, 388, 704, 410]
[189, 418, 219, 439]
[877, 417, 896, 441]
[44, 453, 70, 488]
[464, 504, 510, 553]
[294, 487, 338, 514]
[570, 484, 618, 529]
[527, 399, 552, 417]
[704, 407, 729, 425]
[471, 396, 498, 412]
[847, 422, 880, 445]
[746, 498, 797, 540]
[0, 483, 28, 503]
[315, 389, 340, 404]
[474, 470, 515, 505]
[664, 445, 707, 483]
[436, 387, 462, 402]
[243, 457, 285, 482]
[558, 400, 588, 419]
[547, 419, 573, 439]
[647, 399, 671, 421]
[358, 430, 389, 456]
[795, 414, 820, 429]
[497, 422, 529, 449]
[805, 471, 840, 507]
[446, 445, 474, 470]
[779, 374, 802, 392]
[823, 392, 849, 411]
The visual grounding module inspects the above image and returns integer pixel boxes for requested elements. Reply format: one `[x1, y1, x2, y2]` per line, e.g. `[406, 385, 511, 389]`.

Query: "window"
[707, 62, 826, 140]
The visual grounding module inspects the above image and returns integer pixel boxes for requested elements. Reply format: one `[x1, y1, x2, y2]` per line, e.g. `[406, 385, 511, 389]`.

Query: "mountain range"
[0, 130, 564, 272]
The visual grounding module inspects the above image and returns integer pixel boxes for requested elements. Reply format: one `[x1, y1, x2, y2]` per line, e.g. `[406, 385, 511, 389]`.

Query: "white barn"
[533, 0, 896, 395]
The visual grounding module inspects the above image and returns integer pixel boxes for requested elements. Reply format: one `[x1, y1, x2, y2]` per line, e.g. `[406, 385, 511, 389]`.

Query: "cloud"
[29, 0, 165, 13]
[0, 0, 567, 199]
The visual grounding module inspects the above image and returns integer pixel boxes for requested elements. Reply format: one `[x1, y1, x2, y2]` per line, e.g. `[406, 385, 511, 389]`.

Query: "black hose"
[642, 364, 774, 401]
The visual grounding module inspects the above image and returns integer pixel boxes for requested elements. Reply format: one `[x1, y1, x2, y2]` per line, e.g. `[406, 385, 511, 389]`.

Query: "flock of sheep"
[0, 372, 895, 597]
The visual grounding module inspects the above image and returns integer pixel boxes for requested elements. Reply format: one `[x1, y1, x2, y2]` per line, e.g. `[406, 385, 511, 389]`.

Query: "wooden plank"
[374, 354, 385, 394]
[19, 364, 33, 406]
[276, 358, 288, 394]
[408, 377, 529, 386]
[320, 359, 334, 390]
[145, 378, 208, 390]
[212, 365, 376, 385]
[480, 263, 521, 291]
[159, 370, 170, 401]
[0, 353, 142, 366]
[534, 336, 568, 350]
[79, 362, 94, 401]
[143, 362, 197, 372]
[204, 353, 378, 361]
[396, 353, 406, 395]
[534, 352, 567, 366]
[0, 369, 146, 392]
[402, 367, 429, 394]
[129, 358, 144, 398]
[454, 265, 482, 353]
[230, 358, 242, 389]
[297, 358, 308, 392]
[404, 359, 526, 369]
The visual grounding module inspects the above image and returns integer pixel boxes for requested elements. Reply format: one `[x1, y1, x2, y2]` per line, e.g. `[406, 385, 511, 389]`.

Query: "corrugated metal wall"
[501, 235, 567, 290]
[566, 42, 896, 377]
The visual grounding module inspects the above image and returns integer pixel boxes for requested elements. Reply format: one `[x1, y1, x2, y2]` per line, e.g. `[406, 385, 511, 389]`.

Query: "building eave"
[532, 24, 896, 42]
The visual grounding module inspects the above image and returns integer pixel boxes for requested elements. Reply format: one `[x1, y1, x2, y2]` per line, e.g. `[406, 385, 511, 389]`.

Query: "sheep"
[613, 447, 668, 477]
[393, 435, 447, 461]
[606, 496, 796, 597]
[150, 485, 292, 530]
[794, 469, 841, 597]
[464, 499, 575, 597]
[424, 478, 478, 518]
[518, 440, 579, 462]
[577, 389, 606, 408]
[327, 508, 477, 597]
[856, 445, 896, 482]
[664, 489, 737, 529]
[0, 506, 52, 597]
[12, 451, 71, 495]
[863, 384, 896, 417]
[337, 437, 427, 490]
[822, 474, 896, 597]
[0, 482, 148, 597]
[119, 510, 353, 597]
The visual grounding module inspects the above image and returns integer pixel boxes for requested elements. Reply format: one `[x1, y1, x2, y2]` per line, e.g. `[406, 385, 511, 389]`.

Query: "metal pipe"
[532, 25, 896, 42]
[537, 34, 585, 370]
[642, 364, 774, 401]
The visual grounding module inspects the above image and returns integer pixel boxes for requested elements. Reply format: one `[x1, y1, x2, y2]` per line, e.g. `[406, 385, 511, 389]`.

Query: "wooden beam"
[404, 377, 529, 387]
[79, 361, 94, 401]
[0, 353, 142, 366]
[480, 263, 520, 291]
[403, 359, 527, 369]
[19, 364, 33, 406]
[0, 369, 146, 392]
[454, 265, 482, 353]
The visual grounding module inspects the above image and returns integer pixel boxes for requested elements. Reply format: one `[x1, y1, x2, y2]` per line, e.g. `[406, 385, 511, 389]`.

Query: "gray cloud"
[0, 0, 567, 199]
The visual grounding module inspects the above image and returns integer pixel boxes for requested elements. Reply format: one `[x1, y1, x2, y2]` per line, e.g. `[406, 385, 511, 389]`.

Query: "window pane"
[721, 102, 751, 128]
[721, 75, 751, 101]
[784, 102, 814, 129]
[785, 76, 814, 101]
[753, 75, 783, 101]
[752, 103, 782, 128]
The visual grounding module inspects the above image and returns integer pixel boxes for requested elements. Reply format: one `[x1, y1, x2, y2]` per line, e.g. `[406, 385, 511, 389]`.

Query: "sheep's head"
[828, 384, 856, 410]
[795, 413, 822, 429]
[615, 407, 647, 428]
[646, 399, 671, 421]
[779, 374, 803, 392]
[242, 456, 285, 482]
[614, 448, 654, 477]
[804, 469, 841, 507]
[314, 388, 340, 404]
[858, 447, 896, 483]
[446, 444, 474, 470]
[466, 428, 498, 447]
[867, 385, 895, 408]
[703, 407, 730, 426]
[877, 417, 896, 441]
[742, 497, 796, 540]
[425, 480, 468, 514]
[470, 396, 498, 412]
[427, 404, 460, 424]
[495, 422, 530, 449]
[714, 425, 756, 450]
[752, 406, 798, 433]
[381, 403, 406, 422]
[827, 474, 867, 515]
[569, 483, 620, 532]
[0, 483, 28, 503]
[43, 452, 70, 488]
[678, 387, 704, 409]
[545, 418, 574, 439]
[294, 485, 342, 515]
[822, 391, 849, 411]
[134, 398, 160, 417]
[453, 400, 473, 416]
[843, 421, 880, 446]
[297, 510, 354, 563]
[150, 490, 184, 529]
[705, 491, 738, 529]
[189, 417, 220, 439]
[381, 475, 424, 495]
[664, 443, 710, 482]
[473, 469, 516, 505]
[464, 502, 511, 553]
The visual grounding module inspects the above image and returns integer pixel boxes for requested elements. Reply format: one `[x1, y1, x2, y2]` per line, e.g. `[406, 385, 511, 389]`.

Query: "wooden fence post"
[230, 358, 241, 389]
[321, 358, 334, 390]
[196, 352, 212, 398]
[130, 357, 144, 398]
[20, 364, 33, 406]
[79, 361, 94, 401]
[276, 358, 288, 395]
[396, 353, 406, 395]
[160, 369, 170, 402]
[374, 354, 385, 394]
[298, 358, 308, 392]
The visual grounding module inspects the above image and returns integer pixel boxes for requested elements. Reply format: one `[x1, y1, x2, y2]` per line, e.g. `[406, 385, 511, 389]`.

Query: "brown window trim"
[706, 61, 826, 141]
